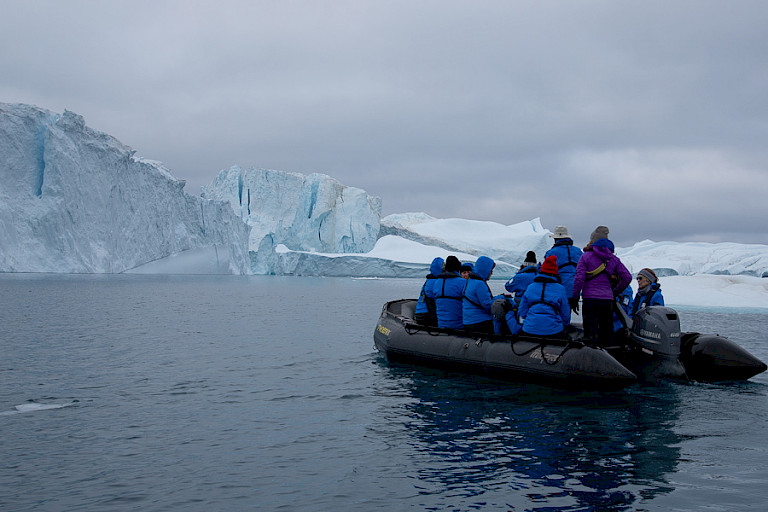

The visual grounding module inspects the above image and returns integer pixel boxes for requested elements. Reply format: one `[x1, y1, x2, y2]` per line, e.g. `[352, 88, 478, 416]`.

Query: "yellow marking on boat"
[377, 324, 391, 336]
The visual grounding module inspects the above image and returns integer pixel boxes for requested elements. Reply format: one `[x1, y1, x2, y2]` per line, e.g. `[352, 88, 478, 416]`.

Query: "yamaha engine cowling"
[626, 306, 687, 381]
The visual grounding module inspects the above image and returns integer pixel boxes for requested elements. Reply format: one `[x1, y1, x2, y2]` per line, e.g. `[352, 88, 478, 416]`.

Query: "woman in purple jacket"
[571, 236, 631, 347]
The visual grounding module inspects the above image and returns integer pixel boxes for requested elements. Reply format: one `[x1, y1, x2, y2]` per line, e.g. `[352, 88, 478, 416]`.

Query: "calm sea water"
[1, 274, 767, 511]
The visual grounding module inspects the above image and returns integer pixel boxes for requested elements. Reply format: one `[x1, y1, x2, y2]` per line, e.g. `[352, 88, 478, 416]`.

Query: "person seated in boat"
[414, 256, 443, 326]
[571, 228, 632, 347]
[460, 262, 473, 279]
[632, 268, 664, 315]
[492, 294, 522, 336]
[504, 251, 538, 299]
[544, 225, 583, 298]
[518, 255, 571, 339]
[613, 284, 634, 336]
[462, 255, 496, 334]
[434, 256, 465, 329]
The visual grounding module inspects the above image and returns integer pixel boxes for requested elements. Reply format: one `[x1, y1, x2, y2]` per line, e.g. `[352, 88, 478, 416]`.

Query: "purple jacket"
[571, 241, 631, 301]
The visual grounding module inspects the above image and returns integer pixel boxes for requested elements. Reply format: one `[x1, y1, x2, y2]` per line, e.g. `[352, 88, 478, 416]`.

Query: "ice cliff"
[201, 166, 381, 274]
[2, 102, 766, 279]
[266, 214, 552, 279]
[269, 213, 768, 279]
[0, 103, 250, 273]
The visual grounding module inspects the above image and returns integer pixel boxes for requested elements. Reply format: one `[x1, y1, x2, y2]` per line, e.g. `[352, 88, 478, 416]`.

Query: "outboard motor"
[624, 306, 688, 381]
[630, 306, 681, 356]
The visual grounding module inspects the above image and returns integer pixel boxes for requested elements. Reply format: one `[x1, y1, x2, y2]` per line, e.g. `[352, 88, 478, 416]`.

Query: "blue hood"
[429, 257, 444, 276]
[591, 241, 615, 262]
[591, 238, 615, 252]
[474, 256, 495, 280]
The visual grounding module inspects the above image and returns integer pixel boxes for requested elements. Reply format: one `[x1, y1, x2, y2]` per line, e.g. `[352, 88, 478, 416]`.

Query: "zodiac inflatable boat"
[374, 299, 637, 391]
[373, 299, 766, 391]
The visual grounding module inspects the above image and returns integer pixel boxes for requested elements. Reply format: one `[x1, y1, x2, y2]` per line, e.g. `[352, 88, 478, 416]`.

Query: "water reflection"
[378, 363, 682, 510]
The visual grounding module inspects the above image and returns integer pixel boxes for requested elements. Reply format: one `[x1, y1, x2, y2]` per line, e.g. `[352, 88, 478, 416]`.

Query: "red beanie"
[540, 255, 558, 276]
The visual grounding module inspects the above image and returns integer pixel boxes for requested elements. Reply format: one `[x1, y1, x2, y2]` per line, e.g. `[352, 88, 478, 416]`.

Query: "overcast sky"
[2, 0, 767, 247]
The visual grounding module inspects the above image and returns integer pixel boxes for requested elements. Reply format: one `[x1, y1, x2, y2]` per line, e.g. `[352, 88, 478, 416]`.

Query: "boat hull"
[374, 300, 637, 391]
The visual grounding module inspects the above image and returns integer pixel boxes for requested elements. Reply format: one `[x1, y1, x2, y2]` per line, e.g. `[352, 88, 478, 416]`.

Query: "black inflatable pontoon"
[374, 299, 767, 390]
[374, 299, 637, 391]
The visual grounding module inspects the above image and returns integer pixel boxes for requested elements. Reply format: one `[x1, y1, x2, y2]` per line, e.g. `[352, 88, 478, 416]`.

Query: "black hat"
[523, 251, 537, 266]
[444, 255, 461, 273]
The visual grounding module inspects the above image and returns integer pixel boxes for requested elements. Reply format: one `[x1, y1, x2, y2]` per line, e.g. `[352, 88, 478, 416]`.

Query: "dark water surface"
[1, 274, 767, 511]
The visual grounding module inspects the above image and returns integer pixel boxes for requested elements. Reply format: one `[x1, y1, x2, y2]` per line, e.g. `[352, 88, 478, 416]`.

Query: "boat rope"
[403, 321, 443, 336]
[510, 338, 580, 365]
[510, 339, 544, 357]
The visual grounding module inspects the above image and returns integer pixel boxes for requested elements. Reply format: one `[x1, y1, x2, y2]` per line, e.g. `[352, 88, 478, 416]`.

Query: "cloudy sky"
[2, 0, 767, 247]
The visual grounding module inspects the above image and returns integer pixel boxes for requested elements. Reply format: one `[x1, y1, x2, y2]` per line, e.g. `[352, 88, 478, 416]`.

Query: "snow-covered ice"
[1, 103, 766, 310]
[617, 239, 768, 277]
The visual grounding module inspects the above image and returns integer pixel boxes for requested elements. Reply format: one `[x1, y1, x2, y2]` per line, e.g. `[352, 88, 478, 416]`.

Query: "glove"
[568, 298, 580, 314]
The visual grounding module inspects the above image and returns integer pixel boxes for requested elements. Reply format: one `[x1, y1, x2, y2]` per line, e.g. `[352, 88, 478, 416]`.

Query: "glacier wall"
[0, 103, 251, 273]
[202, 166, 382, 274]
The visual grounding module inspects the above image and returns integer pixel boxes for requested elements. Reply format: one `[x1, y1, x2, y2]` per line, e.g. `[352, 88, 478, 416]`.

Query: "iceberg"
[272, 216, 768, 283]
[1, 102, 767, 293]
[201, 166, 381, 274]
[270, 214, 551, 279]
[617, 239, 768, 278]
[0, 103, 250, 273]
[380, 213, 552, 265]
[272, 236, 518, 278]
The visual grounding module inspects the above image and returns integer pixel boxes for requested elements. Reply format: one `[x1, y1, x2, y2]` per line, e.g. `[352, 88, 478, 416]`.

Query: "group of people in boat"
[414, 225, 665, 346]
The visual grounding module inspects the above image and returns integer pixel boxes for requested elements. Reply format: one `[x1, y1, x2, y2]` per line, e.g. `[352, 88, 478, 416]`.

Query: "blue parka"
[544, 238, 583, 297]
[491, 295, 523, 336]
[415, 257, 444, 315]
[433, 270, 465, 329]
[518, 274, 571, 336]
[631, 283, 664, 315]
[504, 265, 538, 298]
[462, 256, 495, 327]
[613, 285, 633, 332]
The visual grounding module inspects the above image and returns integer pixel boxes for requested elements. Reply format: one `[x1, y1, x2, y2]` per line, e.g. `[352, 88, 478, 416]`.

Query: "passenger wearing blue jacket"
[613, 285, 633, 333]
[414, 257, 443, 326]
[544, 225, 583, 298]
[518, 255, 571, 338]
[434, 256, 465, 329]
[632, 268, 664, 315]
[504, 251, 538, 298]
[491, 295, 523, 336]
[462, 255, 496, 334]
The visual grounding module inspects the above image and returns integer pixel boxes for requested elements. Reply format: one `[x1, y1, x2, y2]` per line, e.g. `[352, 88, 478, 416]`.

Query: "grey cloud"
[2, 0, 767, 246]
